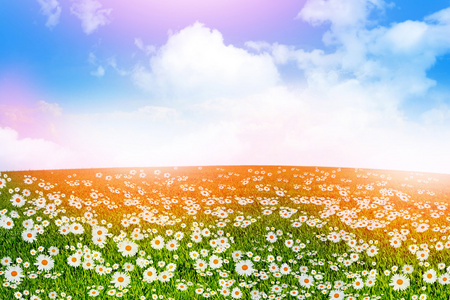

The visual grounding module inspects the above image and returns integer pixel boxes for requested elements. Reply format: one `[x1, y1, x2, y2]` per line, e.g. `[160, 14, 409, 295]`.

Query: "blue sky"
[1, 0, 450, 173]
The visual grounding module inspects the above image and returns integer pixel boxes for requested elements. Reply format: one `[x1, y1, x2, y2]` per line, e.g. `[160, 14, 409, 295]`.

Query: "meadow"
[1, 165, 450, 300]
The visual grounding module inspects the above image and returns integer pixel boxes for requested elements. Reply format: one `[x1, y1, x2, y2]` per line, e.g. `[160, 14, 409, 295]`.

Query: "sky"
[1, 0, 450, 174]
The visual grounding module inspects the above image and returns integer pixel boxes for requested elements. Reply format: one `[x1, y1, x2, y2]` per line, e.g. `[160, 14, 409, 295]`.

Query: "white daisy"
[194, 259, 208, 271]
[4, 265, 24, 283]
[165, 239, 179, 251]
[298, 274, 314, 288]
[235, 260, 254, 276]
[70, 223, 84, 234]
[209, 255, 223, 269]
[111, 272, 131, 289]
[231, 287, 242, 299]
[328, 290, 345, 300]
[117, 239, 139, 257]
[34, 255, 54, 272]
[389, 274, 410, 291]
[279, 263, 291, 275]
[150, 236, 165, 250]
[142, 267, 157, 282]
[67, 254, 82, 267]
[158, 270, 172, 282]
[1, 216, 14, 229]
[22, 229, 38, 243]
[10, 194, 25, 207]
[438, 273, 450, 285]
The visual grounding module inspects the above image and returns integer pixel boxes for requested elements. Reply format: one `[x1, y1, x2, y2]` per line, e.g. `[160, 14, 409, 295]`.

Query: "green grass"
[0, 166, 450, 300]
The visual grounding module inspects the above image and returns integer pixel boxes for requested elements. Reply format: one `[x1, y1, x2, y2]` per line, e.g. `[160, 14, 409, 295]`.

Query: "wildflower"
[194, 259, 207, 271]
[118, 239, 139, 257]
[143, 267, 158, 282]
[158, 271, 172, 282]
[209, 255, 223, 269]
[235, 260, 254, 276]
[22, 229, 38, 243]
[328, 290, 345, 300]
[150, 236, 165, 250]
[34, 255, 54, 272]
[4, 265, 24, 283]
[166, 239, 179, 251]
[231, 287, 242, 299]
[48, 246, 59, 256]
[298, 274, 314, 288]
[438, 273, 450, 285]
[70, 223, 84, 234]
[389, 274, 410, 291]
[402, 265, 414, 274]
[266, 232, 277, 243]
[352, 278, 364, 290]
[111, 272, 131, 289]
[67, 254, 82, 267]
[10, 194, 25, 207]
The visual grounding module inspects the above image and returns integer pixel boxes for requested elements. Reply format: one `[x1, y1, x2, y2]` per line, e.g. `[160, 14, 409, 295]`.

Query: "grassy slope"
[1, 166, 450, 300]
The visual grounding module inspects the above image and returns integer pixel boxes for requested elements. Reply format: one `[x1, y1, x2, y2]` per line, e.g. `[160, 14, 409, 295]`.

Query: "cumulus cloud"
[37, 0, 62, 28]
[70, 0, 112, 35]
[131, 22, 280, 100]
[0, 127, 74, 171]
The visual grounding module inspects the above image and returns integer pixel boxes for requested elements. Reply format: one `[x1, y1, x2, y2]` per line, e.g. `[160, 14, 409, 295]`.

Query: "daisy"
[1, 216, 14, 229]
[70, 223, 84, 234]
[22, 219, 34, 229]
[4, 265, 24, 283]
[92, 226, 108, 238]
[34, 255, 54, 272]
[150, 236, 165, 250]
[402, 264, 414, 274]
[266, 232, 278, 243]
[88, 289, 100, 297]
[176, 282, 188, 291]
[166, 239, 179, 251]
[209, 255, 223, 269]
[268, 262, 279, 273]
[158, 271, 172, 282]
[10, 194, 25, 207]
[328, 290, 345, 300]
[174, 231, 184, 240]
[438, 273, 450, 285]
[111, 272, 131, 289]
[235, 260, 254, 276]
[416, 250, 429, 261]
[194, 259, 208, 271]
[279, 263, 291, 275]
[82, 259, 95, 270]
[298, 274, 314, 288]
[118, 239, 139, 257]
[95, 265, 107, 275]
[389, 274, 410, 291]
[352, 278, 364, 290]
[67, 254, 82, 267]
[231, 287, 242, 299]
[143, 267, 158, 282]
[1, 256, 12, 266]
[365, 277, 376, 287]
[22, 229, 38, 243]
[48, 246, 59, 256]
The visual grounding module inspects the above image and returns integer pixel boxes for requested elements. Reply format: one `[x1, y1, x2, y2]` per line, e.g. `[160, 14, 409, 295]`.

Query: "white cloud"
[132, 22, 280, 100]
[134, 38, 156, 55]
[37, 0, 62, 28]
[37, 101, 62, 117]
[0, 127, 74, 171]
[70, 0, 112, 35]
[90, 66, 105, 77]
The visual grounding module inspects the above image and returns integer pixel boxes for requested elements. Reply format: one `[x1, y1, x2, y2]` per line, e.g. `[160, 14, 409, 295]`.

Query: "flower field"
[1, 166, 450, 300]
